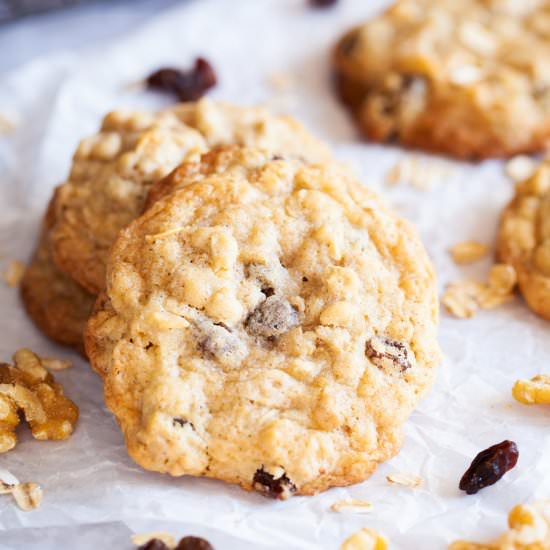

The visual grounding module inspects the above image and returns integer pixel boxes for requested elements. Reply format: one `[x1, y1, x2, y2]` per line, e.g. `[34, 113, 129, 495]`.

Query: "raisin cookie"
[497, 158, 550, 320]
[333, 0, 550, 159]
[48, 99, 330, 295]
[85, 147, 440, 497]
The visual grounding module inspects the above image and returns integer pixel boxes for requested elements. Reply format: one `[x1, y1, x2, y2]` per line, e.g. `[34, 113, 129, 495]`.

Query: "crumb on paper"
[449, 500, 550, 549]
[340, 527, 388, 550]
[386, 472, 423, 488]
[505, 155, 536, 182]
[512, 374, 550, 405]
[385, 155, 457, 191]
[449, 241, 489, 265]
[2, 260, 25, 288]
[0, 112, 17, 135]
[40, 357, 73, 371]
[131, 532, 176, 548]
[442, 264, 517, 319]
[0, 348, 79, 454]
[267, 71, 294, 92]
[0, 475, 42, 512]
[331, 498, 374, 514]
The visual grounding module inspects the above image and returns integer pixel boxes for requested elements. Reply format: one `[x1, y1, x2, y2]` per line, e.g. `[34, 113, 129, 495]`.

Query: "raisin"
[246, 296, 299, 339]
[138, 539, 170, 550]
[261, 287, 275, 298]
[198, 324, 242, 360]
[365, 337, 411, 373]
[310, 0, 338, 7]
[459, 440, 519, 495]
[253, 467, 296, 500]
[146, 58, 217, 102]
[176, 536, 214, 550]
[172, 418, 194, 429]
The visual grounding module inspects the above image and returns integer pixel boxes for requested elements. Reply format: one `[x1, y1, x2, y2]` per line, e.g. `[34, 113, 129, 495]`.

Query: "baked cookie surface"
[497, 158, 550, 320]
[333, 0, 550, 159]
[85, 147, 440, 497]
[49, 99, 330, 295]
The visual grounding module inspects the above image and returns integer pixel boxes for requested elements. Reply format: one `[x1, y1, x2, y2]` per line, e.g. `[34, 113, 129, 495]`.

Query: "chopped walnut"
[512, 374, 550, 405]
[450, 500, 550, 549]
[386, 472, 423, 488]
[365, 337, 412, 373]
[340, 527, 389, 550]
[449, 241, 489, 265]
[443, 264, 517, 319]
[2, 260, 25, 288]
[331, 498, 374, 514]
[0, 349, 78, 452]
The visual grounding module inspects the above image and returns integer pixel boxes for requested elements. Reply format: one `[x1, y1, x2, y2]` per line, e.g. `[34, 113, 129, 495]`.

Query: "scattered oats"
[40, 357, 73, 371]
[331, 499, 374, 514]
[3, 260, 25, 288]
[512, 374, 550, 405]
[442, 280, 485, 319]
[385, 155, 456, 191]
[386, 472, 423, 488]
[12, 482, 42, 511]
[449, 241, 489, 265]
[340, 528, 389, 550]
[268, 72, 293, 92]
[0, 112, 17, 135]
[0, 481, 14, 494]
[131, 532, 176, 548]
[505, 155, 536, 182]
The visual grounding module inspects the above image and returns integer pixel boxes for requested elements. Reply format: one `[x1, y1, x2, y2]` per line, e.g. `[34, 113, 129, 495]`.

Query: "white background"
[0, 1, 549, 548]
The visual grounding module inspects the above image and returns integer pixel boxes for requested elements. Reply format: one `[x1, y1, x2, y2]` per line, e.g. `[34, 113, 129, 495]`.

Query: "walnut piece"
[0, 349, 78, 452]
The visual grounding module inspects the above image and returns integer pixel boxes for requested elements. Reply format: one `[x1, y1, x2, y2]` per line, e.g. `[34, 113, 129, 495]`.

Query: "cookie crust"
[333, 0, 550, 160]
[85, 147, 440, 497]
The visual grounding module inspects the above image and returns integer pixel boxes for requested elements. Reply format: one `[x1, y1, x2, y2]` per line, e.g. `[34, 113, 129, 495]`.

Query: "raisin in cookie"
[85, 147, 440, 497]
[49, 99, 330, 295]
[497, 158, 550, 320]
[333, 0, 550, 159]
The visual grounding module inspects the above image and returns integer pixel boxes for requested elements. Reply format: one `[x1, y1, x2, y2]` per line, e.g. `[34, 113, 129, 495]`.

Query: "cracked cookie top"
[48, 99, 330, 295]
[333, 0, 550, 159]
[497, 158, 550, 320]
[85, 147, 440, 497]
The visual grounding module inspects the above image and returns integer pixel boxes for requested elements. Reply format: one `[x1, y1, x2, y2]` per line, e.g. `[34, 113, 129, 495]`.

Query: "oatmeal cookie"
[333, 0, 550, 159]
[85, 147, 440, 497]
[497, 157, 550, 319]
[48, 99, 329, 295]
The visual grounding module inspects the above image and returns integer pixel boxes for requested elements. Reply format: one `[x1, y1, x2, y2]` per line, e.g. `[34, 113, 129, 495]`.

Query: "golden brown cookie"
[497, 157, 550, 319]
[333, 0, 550, 159]
[85, 147, 440, 498]
[49, 99, 330, 295]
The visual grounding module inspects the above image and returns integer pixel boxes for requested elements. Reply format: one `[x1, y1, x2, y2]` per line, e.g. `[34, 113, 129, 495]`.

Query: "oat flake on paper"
[0, 0, 549, 549]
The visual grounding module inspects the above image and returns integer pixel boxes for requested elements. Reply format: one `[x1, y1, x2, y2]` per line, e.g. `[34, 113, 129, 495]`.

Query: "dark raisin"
[365, 337, 411, 373]
[459, 440, 519, 495]
[146, 58, 217, 102]
[138, 539, 170, 550]
[261, 287, 275, 298]
[302, 276, 308, 282]
[172, 418, 194, 429]
[310, 0, 338, 7]
[175, 536, 214, 550]
[246, 296, 299, 338]
[253, 467, 296, 500]
[271, 154, 284, 161]
[145, 342, 154, 350]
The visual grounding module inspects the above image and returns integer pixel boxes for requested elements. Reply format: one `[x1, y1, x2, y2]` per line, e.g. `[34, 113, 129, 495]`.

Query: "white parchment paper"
[1, 1, 549, 548]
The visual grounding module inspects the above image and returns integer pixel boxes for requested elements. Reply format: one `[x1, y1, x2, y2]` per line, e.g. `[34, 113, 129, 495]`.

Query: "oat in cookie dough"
[497, 157, 550, 320]
[333, 0, 550, 159]
[48, 98, 330, 295]
[85, 147, 440, 497]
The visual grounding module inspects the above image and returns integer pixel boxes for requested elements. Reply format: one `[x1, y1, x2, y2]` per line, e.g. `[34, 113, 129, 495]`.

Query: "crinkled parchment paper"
[0, 1, 549, 548]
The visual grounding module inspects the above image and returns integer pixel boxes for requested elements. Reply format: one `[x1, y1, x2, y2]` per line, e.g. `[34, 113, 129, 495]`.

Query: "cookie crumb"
[386, 472, 423, 488]
[505, 155, 536, 182]
[385, 156, 456, 191]
[340, 527, 388, 550]
[131, 532, 176, 548]
[449, 241, 489, 265]
[3, 260, 25, 288]
[512, 374, 550, 405]
[267, 72, 293, 93]
[331, 498, 374, 513]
